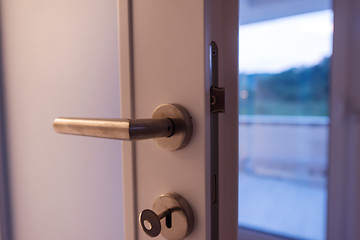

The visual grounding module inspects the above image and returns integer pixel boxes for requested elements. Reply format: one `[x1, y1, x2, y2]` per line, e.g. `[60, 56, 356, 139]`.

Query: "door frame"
[327, 0, 360, 239]
[0, 29, 11, 240]
[118, 0, 137, 239]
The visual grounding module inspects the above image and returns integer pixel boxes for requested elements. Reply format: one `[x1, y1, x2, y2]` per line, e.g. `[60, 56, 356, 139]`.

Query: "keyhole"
[165, 211, 172, 228]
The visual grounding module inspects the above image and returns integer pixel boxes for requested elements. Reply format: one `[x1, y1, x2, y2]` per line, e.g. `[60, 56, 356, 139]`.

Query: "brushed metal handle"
[53, 118, 174, 141]
[53, 104, 192, 151]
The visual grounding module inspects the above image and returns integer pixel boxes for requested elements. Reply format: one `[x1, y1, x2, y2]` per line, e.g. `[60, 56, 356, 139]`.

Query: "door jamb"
[0, 28, 12, 240]
[118, 0, 137, 239]
[327, 0, 360, 239]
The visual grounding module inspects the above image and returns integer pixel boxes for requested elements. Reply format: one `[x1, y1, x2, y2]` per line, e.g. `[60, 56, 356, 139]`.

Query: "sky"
[239, 10, 334, 74]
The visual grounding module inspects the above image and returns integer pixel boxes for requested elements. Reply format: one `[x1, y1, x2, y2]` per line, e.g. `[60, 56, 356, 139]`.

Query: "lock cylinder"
[139, 193, 194, 240]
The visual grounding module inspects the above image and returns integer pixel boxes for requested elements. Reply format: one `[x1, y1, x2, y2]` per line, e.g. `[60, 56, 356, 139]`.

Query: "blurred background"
[237, 0, 332, 239]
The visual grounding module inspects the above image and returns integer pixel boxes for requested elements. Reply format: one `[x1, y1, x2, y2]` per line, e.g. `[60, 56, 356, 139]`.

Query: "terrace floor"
[238, 172, 327, 240]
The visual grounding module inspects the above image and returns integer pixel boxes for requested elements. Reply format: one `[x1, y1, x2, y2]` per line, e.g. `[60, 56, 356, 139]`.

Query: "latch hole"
[165, 211, 172, 229]
[212, 48, 217, 56]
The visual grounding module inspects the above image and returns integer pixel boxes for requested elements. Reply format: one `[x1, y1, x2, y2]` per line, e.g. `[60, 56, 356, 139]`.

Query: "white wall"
[1, 1, 124, 240]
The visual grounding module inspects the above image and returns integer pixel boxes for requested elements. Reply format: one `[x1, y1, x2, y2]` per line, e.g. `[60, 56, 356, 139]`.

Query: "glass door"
[238, 1, 333, 239]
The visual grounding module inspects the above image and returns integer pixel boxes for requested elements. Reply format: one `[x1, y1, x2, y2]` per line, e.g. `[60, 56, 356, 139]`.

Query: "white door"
[119, 1, 238, 239]
[1, 0, 237, 239]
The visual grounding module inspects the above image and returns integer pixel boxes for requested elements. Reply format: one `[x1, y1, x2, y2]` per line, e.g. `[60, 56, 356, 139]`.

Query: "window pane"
[238, 8, 333, 240]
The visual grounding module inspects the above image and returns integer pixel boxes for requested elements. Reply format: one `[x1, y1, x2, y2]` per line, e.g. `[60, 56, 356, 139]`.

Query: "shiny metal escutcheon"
[139, 193, 194, 240]
[53, 104, 192, 151]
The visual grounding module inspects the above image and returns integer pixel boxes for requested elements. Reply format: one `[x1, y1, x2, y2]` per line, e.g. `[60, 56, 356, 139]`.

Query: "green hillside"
[239, 57, 330, 116]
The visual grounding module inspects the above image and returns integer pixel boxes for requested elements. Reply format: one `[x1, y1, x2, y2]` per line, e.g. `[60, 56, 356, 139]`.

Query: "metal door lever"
[53, 118, 174, 140]
[53, 104, 192, 151]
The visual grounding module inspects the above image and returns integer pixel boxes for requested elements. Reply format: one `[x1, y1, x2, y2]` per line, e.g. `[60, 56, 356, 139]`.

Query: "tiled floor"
[238, 172, 327, 240]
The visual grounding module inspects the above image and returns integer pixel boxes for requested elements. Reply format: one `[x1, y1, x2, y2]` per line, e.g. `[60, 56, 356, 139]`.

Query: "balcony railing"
[239, 115, 329, 184]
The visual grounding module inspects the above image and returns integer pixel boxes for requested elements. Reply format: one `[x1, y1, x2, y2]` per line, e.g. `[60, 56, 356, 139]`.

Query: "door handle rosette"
[53, 104, 192, 151]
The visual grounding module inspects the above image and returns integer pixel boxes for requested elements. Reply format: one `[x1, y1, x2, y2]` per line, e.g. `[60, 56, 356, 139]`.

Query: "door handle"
[53, 118, 174, 141]
[53, 104, 192, 151]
